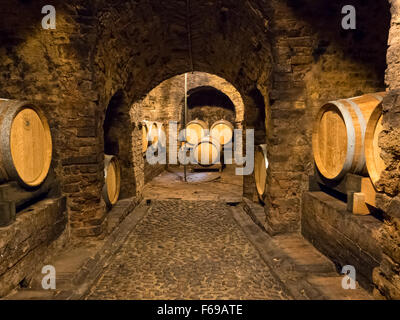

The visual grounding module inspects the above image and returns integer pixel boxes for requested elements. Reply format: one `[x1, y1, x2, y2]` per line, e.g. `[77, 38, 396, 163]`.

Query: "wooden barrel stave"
[0, 100, 52, 188]
[254, 144, 269, 201]
[365, 103, 386, 188]
[210, 120, 234, 146]
[102, 154, 121, 207]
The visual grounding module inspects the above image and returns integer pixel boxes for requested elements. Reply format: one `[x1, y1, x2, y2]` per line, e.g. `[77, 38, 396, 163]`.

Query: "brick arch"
[175, 73, 247, 126]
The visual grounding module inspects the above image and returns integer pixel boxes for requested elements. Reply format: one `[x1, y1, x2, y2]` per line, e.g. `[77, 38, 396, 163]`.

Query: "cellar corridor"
[1, 0, 400, 300]
[142, 165, 243, 202]
[85, 199, 288, 300]
[5, 170, 371, 300]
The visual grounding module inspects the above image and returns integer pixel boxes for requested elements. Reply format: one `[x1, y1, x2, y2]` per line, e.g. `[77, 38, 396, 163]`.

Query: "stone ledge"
[301, 191, 383, 292]
[104, 196, 143, 236]
[242, 197, 268, 232]
[5, 198, 150, 300]
[231, 203, 372, 300]
[0, 197, 68, 298]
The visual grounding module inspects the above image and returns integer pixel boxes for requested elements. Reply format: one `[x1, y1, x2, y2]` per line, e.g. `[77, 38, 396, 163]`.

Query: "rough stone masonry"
[0, 0, 398, 299]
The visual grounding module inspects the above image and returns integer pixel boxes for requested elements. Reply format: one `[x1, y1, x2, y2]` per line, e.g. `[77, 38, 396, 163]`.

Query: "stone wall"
[373, 90, 400, 299]
[189, 106, 235, 127]
[0, 1, 104, 236]
[366, 0, 400, 299]
[302, 192, 383, 292]
[263, 0, 389, 234]
[0, 197, 68, 297]
[187, 88, 236, 127]
[134, 72, 245, 126]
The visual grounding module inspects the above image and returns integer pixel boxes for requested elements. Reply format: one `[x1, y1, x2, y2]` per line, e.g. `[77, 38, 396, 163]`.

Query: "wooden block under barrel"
[309, 171, 378, 215]
[0, 170, 59, 213]
[347, 177, 378, 215]
[309, 171, 367, 194]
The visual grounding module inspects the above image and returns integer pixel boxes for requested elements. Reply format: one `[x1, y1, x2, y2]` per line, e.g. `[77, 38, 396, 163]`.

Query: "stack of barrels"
[184, 119, 234, 166]
[312, 92, 386, 190]
[142, 120, 166, 154]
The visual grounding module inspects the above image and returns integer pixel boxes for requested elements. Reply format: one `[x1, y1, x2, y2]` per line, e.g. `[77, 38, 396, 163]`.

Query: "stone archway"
[186, 86, 236, 125]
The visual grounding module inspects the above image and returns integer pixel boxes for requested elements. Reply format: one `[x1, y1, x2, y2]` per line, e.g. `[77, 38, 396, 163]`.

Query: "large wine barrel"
[185, 119, 208, 147]
[210, 120, 234, 146]
[365, 102, 386, 187]
[254, 144, 269, 200]
[142, 121, 158, 153]
[102, 155, 121, 207]
[312, 93, 385, 181]
[156, 122, 166, 149]
[192, 136, 221, 166]
[0, 99, 52, 188]
[142, 123, 149, 153]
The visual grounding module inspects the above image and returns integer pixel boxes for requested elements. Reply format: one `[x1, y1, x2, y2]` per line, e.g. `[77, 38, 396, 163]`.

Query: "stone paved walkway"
[142, 166, 243, 202]
[85, 200, 290, 300]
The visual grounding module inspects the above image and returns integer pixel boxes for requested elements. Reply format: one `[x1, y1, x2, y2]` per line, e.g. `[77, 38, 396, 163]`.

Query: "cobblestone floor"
[85, 200, 290, 300]
[143, 166, 243, 202]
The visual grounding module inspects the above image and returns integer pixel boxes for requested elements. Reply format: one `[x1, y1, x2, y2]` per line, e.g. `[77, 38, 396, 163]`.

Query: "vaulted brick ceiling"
[94, 0, 273, 103]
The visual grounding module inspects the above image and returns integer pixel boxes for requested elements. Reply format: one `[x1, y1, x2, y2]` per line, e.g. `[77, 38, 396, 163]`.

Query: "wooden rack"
[0, 171, 59, 227]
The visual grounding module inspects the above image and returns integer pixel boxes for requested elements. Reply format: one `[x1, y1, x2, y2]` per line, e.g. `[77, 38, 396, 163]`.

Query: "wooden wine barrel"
[142, 121, 158, 153]
[0, 99, 52, 188]
[365, 102, 386, 187]
[312, 92, 385, 181]
[210, 120, 234, 146]
[192, 136, 221, 166]
[185, 119, 208, 147]
[156, 122, 166, 149]
[254, 144, 269, 200]
[142, 123, 149, 153]
[102, 155, 121, 207]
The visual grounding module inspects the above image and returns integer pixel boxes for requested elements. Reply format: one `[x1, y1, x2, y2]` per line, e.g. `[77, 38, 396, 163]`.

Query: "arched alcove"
[130, 72, 246, 188]
[103, 90, 136, 199]
[186, 86, 236, 125]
